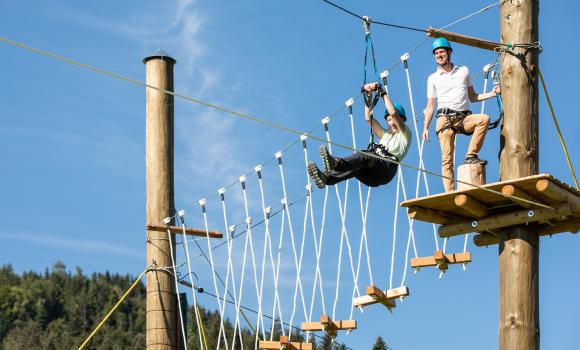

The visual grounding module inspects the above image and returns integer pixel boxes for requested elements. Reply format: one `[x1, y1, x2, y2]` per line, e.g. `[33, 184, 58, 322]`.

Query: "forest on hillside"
[0, 263, 390, 349]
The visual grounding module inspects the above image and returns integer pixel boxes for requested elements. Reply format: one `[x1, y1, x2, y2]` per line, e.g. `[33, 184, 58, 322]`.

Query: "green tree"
[372, 336, 390, 350]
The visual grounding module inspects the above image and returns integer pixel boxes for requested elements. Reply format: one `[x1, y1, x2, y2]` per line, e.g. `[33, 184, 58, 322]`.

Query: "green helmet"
[432, 37, 452, 53]
[384, 102, 407, 122]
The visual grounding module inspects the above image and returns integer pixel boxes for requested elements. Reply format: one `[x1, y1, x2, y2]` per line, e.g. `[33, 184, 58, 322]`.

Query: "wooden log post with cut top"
[456, 163, 486, 191]
[144, 50, 178, 349]
[499, 1, 540, 349]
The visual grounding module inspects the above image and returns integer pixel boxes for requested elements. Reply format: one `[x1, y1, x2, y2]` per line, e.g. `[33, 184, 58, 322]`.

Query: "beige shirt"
[379, 123, 412, 161]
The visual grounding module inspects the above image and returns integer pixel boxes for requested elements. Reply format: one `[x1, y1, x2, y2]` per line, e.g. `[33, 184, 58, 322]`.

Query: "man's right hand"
[422, 128, 430, 142]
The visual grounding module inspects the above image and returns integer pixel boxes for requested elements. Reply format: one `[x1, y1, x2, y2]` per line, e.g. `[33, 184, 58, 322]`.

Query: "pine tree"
[372, 336, 390, 350]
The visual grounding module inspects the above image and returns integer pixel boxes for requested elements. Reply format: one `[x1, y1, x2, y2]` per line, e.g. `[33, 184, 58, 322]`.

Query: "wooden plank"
[408, 206, 463, 225]
[536, 179, 580, 207]
[455, 194, 488, 218]
[411, 252, 471, 268]
[501, 185, 543, 209]
[352, 285, 409, 308]
[427, 28, 501, 51]
[146, 224, 223, 239]
[439, 203, 577, 238]
[473, 219, 580, 246]
[258, 340, 313, 350]
[386, 286, 410, 299]
[301, 320, 357, 332]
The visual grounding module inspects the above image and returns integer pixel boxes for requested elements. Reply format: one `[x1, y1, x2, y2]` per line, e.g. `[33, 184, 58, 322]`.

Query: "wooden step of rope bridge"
[301, 315, 357, 337]
[352, 285, 410, 310]
[400, 174, 579, 247]
[258, 336, 313, 350]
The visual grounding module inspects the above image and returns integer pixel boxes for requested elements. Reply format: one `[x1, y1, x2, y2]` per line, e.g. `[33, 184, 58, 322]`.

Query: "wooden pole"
[499, 1, 540, 349]
[144, 50, 178, 349]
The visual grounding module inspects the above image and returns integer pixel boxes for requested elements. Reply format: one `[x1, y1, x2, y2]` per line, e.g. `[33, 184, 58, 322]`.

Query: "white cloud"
[0, 232, 141, 257]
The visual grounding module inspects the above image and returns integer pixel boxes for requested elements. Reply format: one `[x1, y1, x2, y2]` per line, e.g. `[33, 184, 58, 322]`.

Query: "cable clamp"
[305, 184, 313, 194]
[321, 116, 330, 126]
[299, 134, 308, 142]
[275, 151, 283, 160]
[239, 175, 247, 183]
[345, 98, 354, 107]
[163, 217, 172, 225]
[362, 16, 371, 35]
[400, 52, 410, 62]
[380, 70, 389, 79]
[483, 63, 492, 73]
[229, 225, 236, 233]
[254, 165, 263, 173]
[218, 187, 226, 195]
[198, 198, 207, 207]
[264, 206, 272, 217]
[177, 210, 186, 218]
[245, 217, 252, 225]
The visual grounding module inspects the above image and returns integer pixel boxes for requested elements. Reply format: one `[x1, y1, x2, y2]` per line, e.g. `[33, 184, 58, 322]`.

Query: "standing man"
[422, 38, 500, 192]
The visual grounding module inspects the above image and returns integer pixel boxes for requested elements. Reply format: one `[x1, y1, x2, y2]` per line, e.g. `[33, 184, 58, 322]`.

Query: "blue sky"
[1, 1, 579, 349]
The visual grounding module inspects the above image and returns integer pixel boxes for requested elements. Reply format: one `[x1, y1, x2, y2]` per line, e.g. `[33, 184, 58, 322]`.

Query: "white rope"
[217, 192, 236, 350]
[199, 201, 232, 349]
[345, 100, 375, 320]
[271, 202, 287, 338]
[301, 136, 328, 325]
[323, 122, 360, 320]
[164, 224, 188, 349]
[238, 178, 262, 343]
[275, 152, 308, 340]
[389, 169, 403, 290]
[400, 167, 420, 287]
[254, 168, 275, 344]
[177, 216, 206, 350]
[347, 102, 374, 286]
[401, 54, 440, 252]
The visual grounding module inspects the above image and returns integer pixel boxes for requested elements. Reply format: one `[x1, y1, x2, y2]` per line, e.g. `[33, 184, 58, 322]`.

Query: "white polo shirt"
[427, 64, 472, 111]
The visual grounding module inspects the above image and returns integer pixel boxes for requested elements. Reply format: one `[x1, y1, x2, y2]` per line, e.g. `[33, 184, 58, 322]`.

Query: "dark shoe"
[319, 145, 337, 174]
[308, 161, 327, 189]
[464, 155, 488, 166]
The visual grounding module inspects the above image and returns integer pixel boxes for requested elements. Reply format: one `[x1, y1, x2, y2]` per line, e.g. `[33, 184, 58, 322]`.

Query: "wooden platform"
[259, 336, 313, 350]
[301, 315, 356, 337]
[352, 285, 409, 310]
[400, 174, 580, 246]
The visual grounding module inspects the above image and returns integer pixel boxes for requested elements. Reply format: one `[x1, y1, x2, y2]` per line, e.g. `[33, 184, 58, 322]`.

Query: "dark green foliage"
[0, 262, 146, 350]
[372, 336, 391, 350]
[0, 263, 331, 350]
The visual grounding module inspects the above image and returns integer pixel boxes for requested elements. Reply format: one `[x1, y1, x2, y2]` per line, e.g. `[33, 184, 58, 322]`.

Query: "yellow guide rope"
[538, 67, 579, 189]
[77, 268, 147, 350]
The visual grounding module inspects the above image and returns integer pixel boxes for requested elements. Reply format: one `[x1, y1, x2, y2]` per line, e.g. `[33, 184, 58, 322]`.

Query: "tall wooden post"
[144, 50, 178, 349]
[499, 1, 540, 349]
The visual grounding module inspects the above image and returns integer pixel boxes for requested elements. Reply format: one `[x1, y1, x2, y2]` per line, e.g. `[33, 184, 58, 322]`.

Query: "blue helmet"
[385, 102, 406, 121]
[432, 37, 452, 53]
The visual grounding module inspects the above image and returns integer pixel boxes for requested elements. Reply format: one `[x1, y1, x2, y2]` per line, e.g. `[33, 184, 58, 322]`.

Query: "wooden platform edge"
[439, 202, 577, 238]
[473, 220, 580, 246]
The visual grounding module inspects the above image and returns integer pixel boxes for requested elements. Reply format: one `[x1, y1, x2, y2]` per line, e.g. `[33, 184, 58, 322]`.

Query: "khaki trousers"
[436, 113, 490, 192]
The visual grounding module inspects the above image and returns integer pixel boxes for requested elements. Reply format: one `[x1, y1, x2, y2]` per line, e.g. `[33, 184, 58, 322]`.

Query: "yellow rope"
[77, 268, 147, 350]
[195, 305, 209, 350]
[538, 67, 579, 189]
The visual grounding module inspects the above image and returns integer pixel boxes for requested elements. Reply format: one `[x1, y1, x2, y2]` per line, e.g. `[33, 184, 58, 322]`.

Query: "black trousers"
[326, 151, 398, 188]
